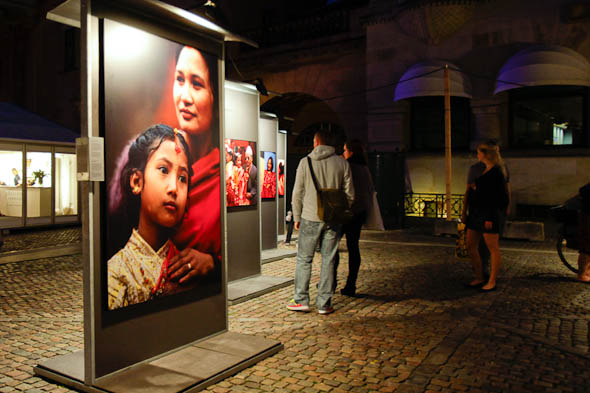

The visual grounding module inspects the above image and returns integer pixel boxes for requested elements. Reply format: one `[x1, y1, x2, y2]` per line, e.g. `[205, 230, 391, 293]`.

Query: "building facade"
[2, 0, 589, 224]
[228, 0, 590, 221]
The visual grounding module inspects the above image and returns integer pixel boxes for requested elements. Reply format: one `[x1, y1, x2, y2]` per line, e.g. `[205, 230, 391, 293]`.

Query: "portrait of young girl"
[104, 22, 223, 314]
[107, 124, 193, 310]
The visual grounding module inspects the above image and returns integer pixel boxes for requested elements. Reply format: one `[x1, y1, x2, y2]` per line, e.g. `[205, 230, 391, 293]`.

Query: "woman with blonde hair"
[465, 142, 509, 292]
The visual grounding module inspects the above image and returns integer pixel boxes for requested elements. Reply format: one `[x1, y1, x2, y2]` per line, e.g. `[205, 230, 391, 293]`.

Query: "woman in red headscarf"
[166, 46, 221, 285]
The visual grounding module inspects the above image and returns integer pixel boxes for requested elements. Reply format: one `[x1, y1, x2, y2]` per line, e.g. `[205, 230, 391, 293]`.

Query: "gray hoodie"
[292, 145, 354, 223]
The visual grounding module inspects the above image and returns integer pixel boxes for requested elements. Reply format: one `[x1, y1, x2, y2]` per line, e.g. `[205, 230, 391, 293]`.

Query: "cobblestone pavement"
[0, 226, 81, 254]
[1, 229, 589, 392]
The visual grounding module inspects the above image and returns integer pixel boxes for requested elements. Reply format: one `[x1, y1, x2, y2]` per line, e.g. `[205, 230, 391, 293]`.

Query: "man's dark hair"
[314, 129, 331, 146]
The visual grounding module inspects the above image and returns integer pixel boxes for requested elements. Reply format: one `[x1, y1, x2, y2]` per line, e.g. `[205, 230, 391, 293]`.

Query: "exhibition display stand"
[224, 82, 291, 304]
[34, 1, 281, 391]
[259, 113, 296, 263]
[277, 132, 287, 236]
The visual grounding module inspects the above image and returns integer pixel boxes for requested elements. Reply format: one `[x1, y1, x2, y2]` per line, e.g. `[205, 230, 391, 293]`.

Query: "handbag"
[363, 191, 385, 230]
[455, 222, 469, 260]
[307, 157, 354, 225]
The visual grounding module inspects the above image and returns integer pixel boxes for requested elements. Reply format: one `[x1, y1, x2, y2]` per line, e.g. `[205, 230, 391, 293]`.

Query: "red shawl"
[173, 148, 221, 261]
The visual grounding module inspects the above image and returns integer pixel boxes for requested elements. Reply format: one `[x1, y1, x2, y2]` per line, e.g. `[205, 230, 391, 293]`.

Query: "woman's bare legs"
[466, 229, 485, 285]
[577, 252, 590, 282]
[482, 233, 501, 290]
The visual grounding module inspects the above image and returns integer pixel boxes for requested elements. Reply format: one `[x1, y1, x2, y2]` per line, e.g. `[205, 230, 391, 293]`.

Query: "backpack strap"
[307, 156, 321, 193]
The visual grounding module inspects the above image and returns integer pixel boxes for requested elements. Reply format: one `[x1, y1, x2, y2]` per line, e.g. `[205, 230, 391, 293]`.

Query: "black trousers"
[285, 220, 294, 243]
[334, 210, 367, 291]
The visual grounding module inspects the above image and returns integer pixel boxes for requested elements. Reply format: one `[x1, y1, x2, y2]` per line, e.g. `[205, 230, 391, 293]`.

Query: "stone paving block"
[3, 230, 590, 392]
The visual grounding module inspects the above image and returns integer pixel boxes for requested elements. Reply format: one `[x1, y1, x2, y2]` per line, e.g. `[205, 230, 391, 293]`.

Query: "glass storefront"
[55, 152, 77, 216]
[0, 142, 79, 228]
[0, 149, 24, 223]
[26, 150, 52, 220]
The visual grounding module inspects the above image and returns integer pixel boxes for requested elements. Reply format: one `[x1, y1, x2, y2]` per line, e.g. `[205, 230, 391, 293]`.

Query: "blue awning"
[0, 103, 78, 144]
[494, 45, 590, 94]
[394, 60, 472, 101]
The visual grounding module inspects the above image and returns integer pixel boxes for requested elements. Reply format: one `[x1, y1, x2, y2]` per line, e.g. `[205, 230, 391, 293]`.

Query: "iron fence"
[404, 193, 464, 219]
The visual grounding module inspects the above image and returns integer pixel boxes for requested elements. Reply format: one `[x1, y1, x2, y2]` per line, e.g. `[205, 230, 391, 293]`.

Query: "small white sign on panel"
[76, 137, 105, 182]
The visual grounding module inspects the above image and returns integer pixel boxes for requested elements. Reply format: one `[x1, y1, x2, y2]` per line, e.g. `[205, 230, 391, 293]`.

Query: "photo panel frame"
[224, 138, 257, 207]
[102, 18, 222, 319]
[260, 151, 277, 200]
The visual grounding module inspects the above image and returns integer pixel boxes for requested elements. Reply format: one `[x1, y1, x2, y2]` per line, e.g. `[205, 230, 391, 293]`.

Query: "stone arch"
[248, 49, 367, 143]
[261, 92, 344, 153]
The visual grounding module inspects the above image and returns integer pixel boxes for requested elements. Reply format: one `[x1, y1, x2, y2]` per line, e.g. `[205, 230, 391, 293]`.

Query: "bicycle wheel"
[557, 235, 578, 274]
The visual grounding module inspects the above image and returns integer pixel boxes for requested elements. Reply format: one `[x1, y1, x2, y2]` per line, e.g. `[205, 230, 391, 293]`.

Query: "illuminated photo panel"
[225, 139, 257, 207]
[260, 151, 276, 200]
[278, 159, 285, 197]
[103, 20, 221, 312]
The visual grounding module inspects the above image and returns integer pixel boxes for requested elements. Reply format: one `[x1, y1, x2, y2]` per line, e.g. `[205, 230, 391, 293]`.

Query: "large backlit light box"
[34, 1, 282, 392]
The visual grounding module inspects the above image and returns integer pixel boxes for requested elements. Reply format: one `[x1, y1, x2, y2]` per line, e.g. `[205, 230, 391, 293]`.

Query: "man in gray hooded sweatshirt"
[287, 129, 354, 314]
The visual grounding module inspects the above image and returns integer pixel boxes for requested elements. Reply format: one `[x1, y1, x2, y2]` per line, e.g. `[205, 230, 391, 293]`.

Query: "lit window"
[510, 86, 585, 148]
[26, 151, 52, 218]
[55, 153, 77, 216]
[0, 150, 23, 219]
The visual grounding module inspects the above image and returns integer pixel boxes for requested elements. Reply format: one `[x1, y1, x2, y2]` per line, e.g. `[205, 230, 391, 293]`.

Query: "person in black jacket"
[334, 139, 375, 296]
[465, 142, 509, 292]
[461, 141, 511, 277]
[577, 183, 590, 282]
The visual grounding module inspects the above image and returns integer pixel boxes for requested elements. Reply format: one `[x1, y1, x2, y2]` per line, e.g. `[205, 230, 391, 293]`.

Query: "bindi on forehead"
[173, 129, 182, 154]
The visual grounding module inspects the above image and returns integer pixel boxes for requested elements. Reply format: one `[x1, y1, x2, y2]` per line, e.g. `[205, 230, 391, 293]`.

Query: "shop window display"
[0, 150, 23, 218]
[55, 153, 77, 216]
[26, 151, 52, 218]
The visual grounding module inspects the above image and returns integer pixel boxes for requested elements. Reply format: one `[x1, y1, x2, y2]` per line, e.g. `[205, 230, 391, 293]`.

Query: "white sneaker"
[318, 306, 334, 315]
[286, 299, 310, 312]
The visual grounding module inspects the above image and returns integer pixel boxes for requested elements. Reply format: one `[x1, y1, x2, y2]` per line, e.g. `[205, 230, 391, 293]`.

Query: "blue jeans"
[294, 218, 341, 310]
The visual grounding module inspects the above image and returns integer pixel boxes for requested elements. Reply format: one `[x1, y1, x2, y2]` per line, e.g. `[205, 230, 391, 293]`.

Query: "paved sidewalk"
[0, 226, 81, 254]
[1, 228, 589, 392]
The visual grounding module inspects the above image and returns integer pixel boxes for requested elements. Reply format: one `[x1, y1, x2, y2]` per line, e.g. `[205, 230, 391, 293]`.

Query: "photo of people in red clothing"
[278, 159, 285, 197]
[260, 151, 277, 200]
[225, 139, 257, 207]
[103, 19, 222, 312]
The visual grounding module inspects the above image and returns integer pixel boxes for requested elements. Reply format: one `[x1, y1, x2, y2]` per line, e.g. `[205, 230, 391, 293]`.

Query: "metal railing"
[404, 193, 463, 219]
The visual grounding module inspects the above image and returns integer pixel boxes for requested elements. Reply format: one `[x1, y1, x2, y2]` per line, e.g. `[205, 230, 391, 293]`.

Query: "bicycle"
[551, 204, 579, 273]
